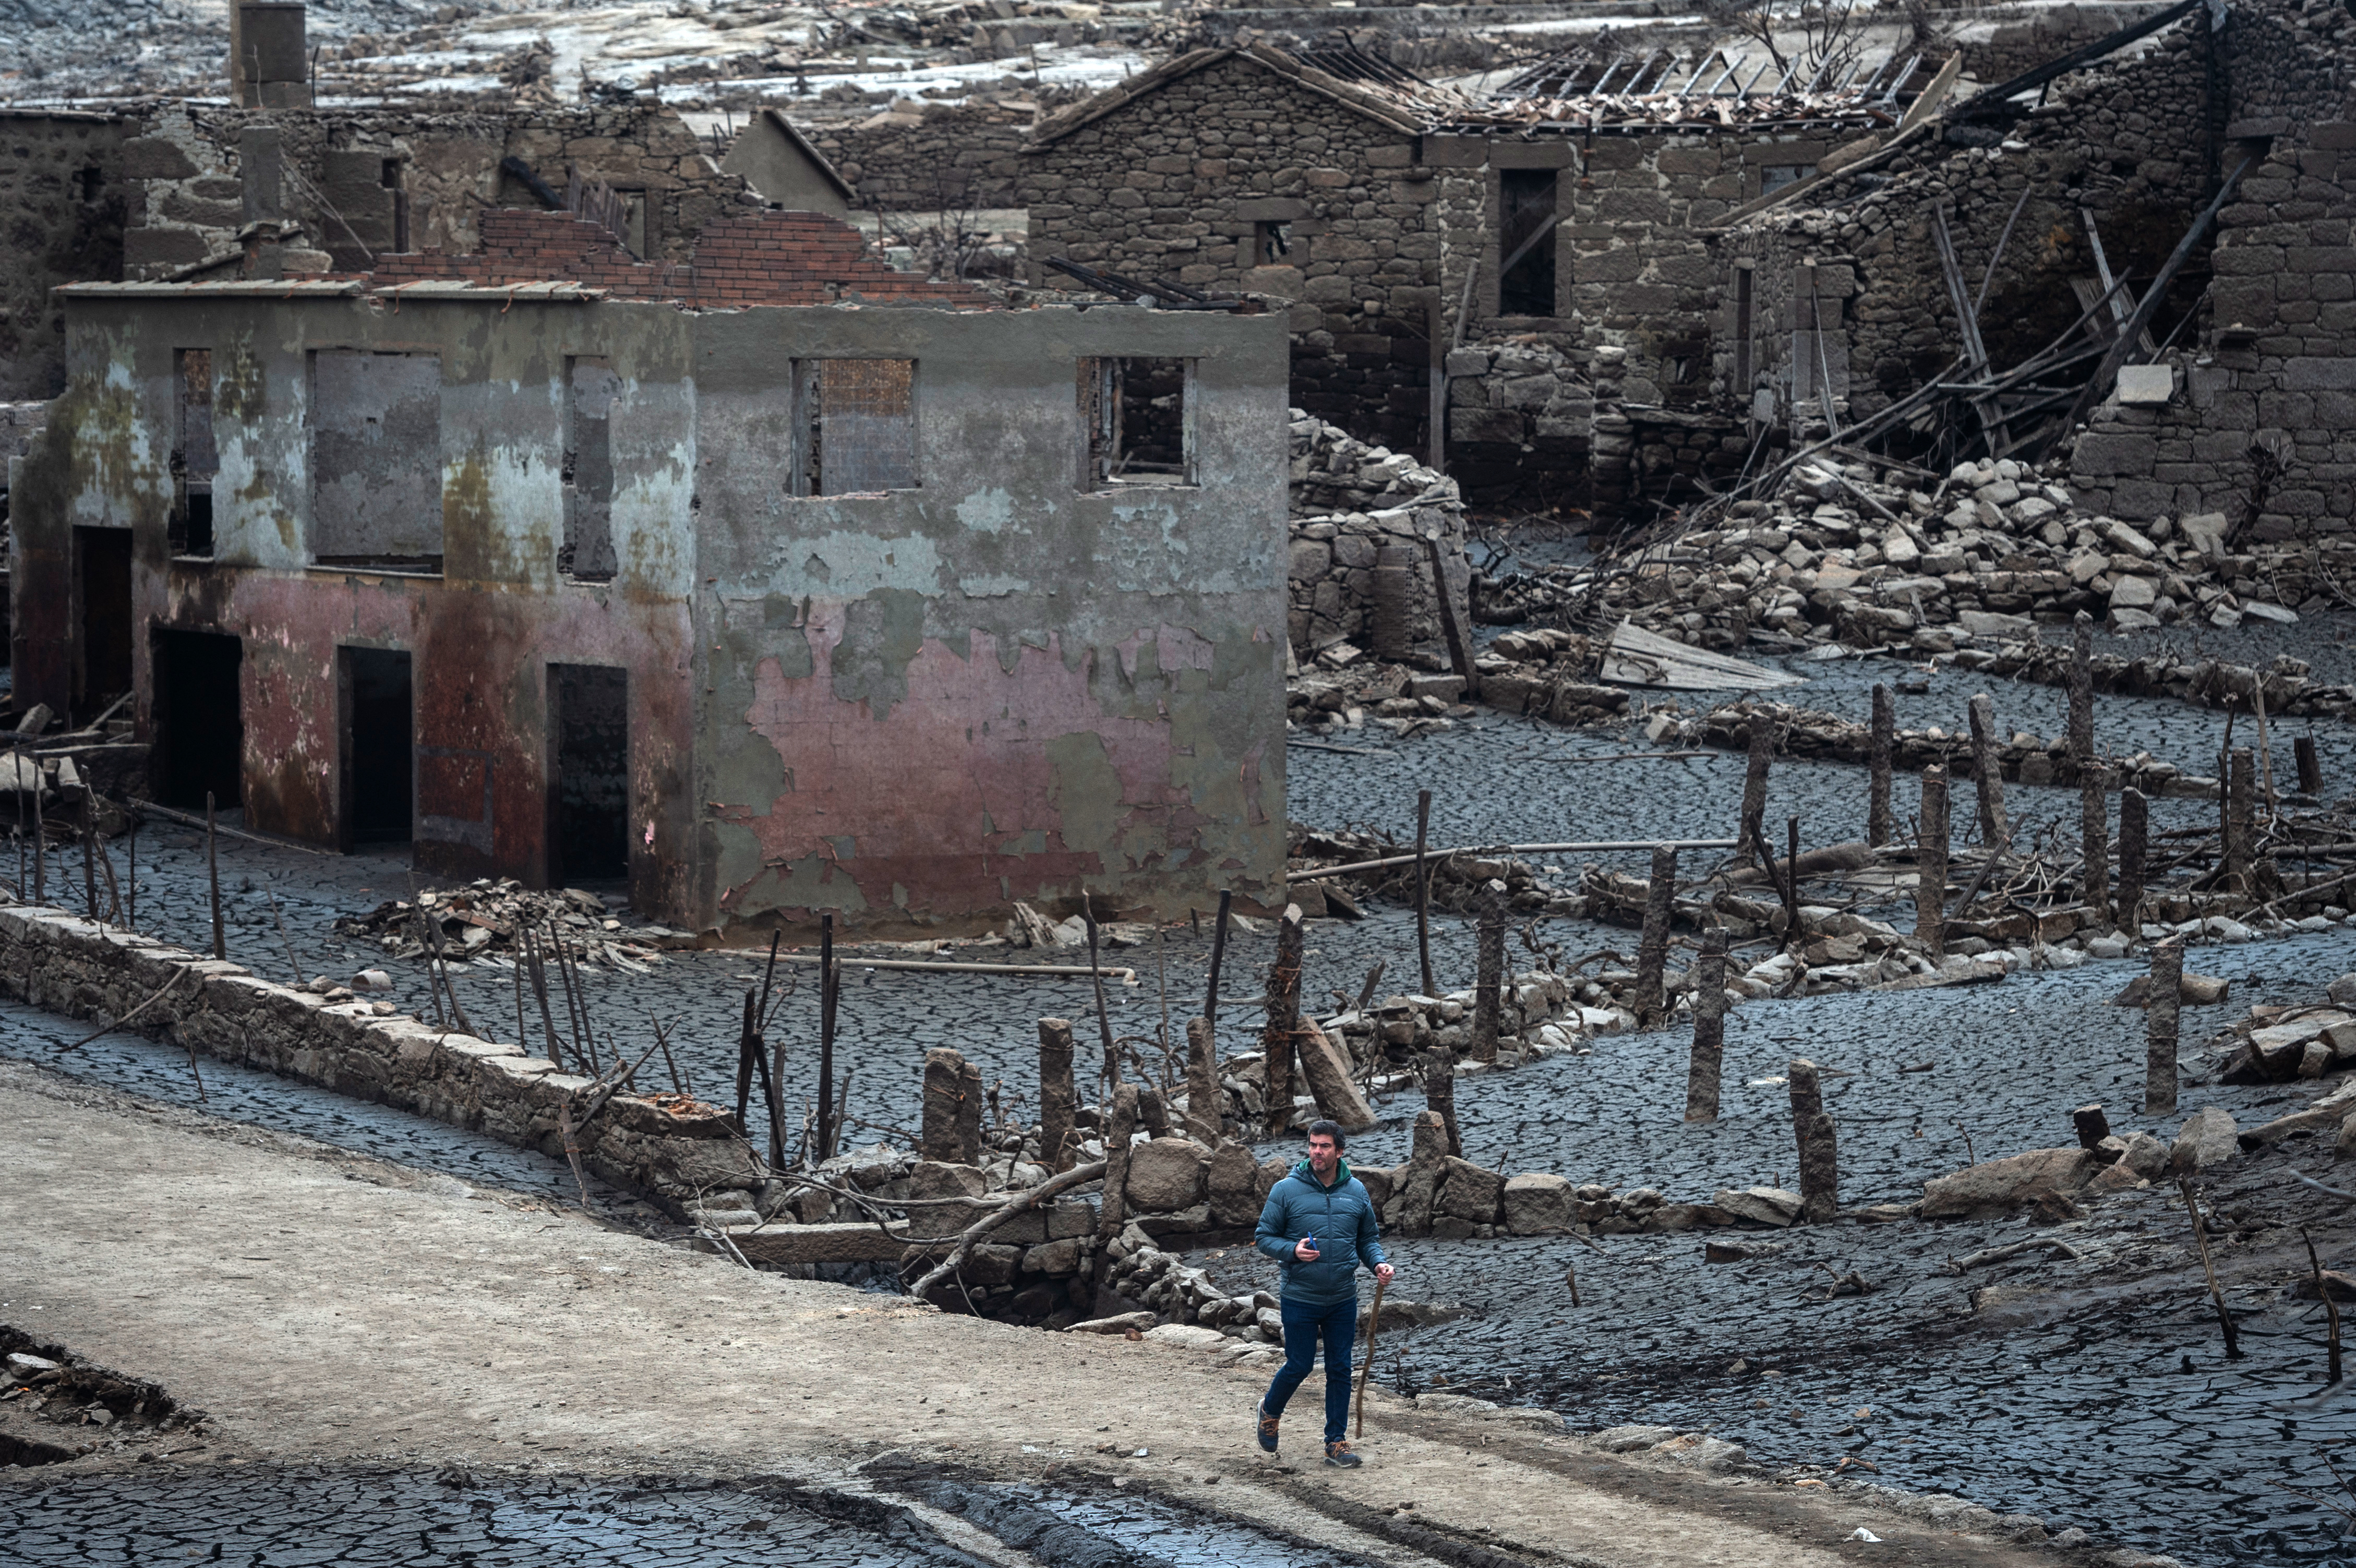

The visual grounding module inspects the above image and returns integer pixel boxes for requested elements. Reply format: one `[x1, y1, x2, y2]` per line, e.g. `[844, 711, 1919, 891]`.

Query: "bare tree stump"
[2073, 1103, 2111, 1149]
[1471, 880, 1507, 1063]
[1916, 765, 1950, 959]
[1739, 715, 1774, 866]
[1632, 846, 1678, 1028]
[2146, 940, 2183, 1115]
[1183, 1016, 1220, 1142]
[922, 1048, 967, 1163]
[1038, 1018, 1077, 1172]
[1263, 903, 1305, 1138]
[1137, 1084, 1171, 1140]
[2118, 788, 2149, 937]
[1868, 683, 1895, 848]
[1423, 1046, 1461, 1157]
[1967, 693, 2010, 851]
[1686, 929, 1728, 1123]
[1788, 1058, 1840, 1223]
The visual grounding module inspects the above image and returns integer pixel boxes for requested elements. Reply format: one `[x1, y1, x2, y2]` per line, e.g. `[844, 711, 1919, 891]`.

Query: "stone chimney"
[229, 2, 312, 108]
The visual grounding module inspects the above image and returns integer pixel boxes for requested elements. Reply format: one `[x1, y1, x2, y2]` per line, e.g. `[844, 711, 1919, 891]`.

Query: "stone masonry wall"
[0, 901, 759, 1209]
[0, 112, 129, 399]
[804, 100, 1034, 210]
[1021, 53, 1439, 454]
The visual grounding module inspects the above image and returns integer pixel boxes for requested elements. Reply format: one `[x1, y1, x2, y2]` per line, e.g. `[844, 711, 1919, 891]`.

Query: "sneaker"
[1256, 1403, 1280, 1453]
[1324, 1439, 1362, 1468]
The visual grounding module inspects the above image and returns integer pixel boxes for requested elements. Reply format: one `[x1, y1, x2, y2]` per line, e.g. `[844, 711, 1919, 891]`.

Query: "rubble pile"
[2217, 972, 2356, 1088]
[333, 881, 693, 971]
[1545, 455, 2350, 655]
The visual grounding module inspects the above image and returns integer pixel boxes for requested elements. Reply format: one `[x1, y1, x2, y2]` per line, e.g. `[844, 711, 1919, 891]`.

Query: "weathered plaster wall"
[0, 110, 130, 399]
[691, 304, 1290, 931]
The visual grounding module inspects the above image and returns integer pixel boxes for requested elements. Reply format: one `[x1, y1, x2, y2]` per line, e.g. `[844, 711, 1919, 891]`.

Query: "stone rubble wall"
[802, 100, 1034, 210]
[1284, 408, 1470, 656]
[0, 901, 759, 1208]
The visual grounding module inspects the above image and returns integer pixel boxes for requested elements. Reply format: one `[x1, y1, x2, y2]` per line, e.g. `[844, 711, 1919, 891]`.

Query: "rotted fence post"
[1263, 903, 1304, 1138]
[1038, 1017, 1077, 1172]
[1686, 928, 1728, 1123]
[1471, 881, 1506, 1063]
[1633, 846, 1677, 1028]
[1788, 1057, 1840, 1223]
[2146, 939, 2183, 1116]
[1739, 713, 1773, 865]
[1915, 765, 1949, 959]
[2118, 787, 2149, 939]
[1868, 683, 1895, 848]
[2071, 614, 2109, 922]
[1966, 693, 2009, 851]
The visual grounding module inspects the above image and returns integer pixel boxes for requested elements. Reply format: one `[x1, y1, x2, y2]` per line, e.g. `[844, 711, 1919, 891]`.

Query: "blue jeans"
[1262, 1294, 1358, 1444]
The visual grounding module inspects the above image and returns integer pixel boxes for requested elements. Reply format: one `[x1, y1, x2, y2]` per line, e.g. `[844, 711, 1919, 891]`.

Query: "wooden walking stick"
[1354, 1273, 1389, 1440]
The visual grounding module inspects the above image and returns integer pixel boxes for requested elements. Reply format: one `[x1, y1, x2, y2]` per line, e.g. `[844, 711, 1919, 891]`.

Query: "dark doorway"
[342, 647, 413, 846]
[549, 664, 627, 884]
[151, 629, 243, 810]
[74, 526, 134, 723]
[1498, 168, 1559, 317]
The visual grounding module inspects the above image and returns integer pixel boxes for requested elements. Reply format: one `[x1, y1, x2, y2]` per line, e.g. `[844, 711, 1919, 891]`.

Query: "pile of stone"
[1287, 661, 1478, 737]
[1285, 408, 1474, 662]
[2216, 972, 2356, 1088]
[333, 881, 693, 971]
[1554, 454, 2345, 654]
[0, 1340, 206, 1461]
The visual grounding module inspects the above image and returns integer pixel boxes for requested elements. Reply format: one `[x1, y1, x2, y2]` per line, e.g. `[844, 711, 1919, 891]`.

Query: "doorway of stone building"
[340, 647, 413, 848]
[74, 526, 133, 725]
[151, 629, 243, 811]
[547, 663, 627, 886]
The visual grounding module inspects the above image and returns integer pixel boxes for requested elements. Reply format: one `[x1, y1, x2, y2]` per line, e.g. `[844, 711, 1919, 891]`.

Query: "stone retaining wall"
[0, 902, 759, 1209]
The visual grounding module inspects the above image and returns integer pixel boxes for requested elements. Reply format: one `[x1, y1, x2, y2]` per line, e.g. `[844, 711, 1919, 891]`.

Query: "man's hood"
[1293, 1156, 1351, 1191]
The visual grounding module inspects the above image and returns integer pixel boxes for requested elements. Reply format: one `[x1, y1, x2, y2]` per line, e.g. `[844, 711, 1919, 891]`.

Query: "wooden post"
[2297, 733, 2324, 799]
[79, 793, 97, 922]
[1867, 683, 1894, 848]
[817, 912, 837, 1162]
[1686, 928, 1727, 1122]
[126, 811, 136, 929]
[1782, 816, 1803, 946]
[2179, 1177, 2242, 1359]
[1184, 1016, 1220, 1141]
[1788, 1058, 1840, 1223]
[921, 1047, 965, 1162]
[1203, 888, 1231, 1028]
[2119, 787, 2149, 937]
[1966, 693, 2009, 851]
[956, 1057, 986, 1164]
[748, 988, 785, 1171]
[2306, 1228, 2343, 1384]
[1085, 906, 1120, 1093]
[1916, 765, 1949, 959]
[1423, 1045, 1461, 1157]
[2071, 615, 2108, 922]
[1092, 1081, 1140, 1286]
[2146, 939, 2182, 1115]
[1038, 1018, 1077, 1172]
[525, 931, 568, 1075]
[1263, 903, 1304, 1137]
[1739, 714, 1773, 865]
[203, 790, 221, 959]
[1425, 533, 1477, 697]
[1413, 789, 1435, 997]
[1633, 845, 1677, 1027]
[2224, 747, 2256, 893]
[1471, 880, 1506, 1062]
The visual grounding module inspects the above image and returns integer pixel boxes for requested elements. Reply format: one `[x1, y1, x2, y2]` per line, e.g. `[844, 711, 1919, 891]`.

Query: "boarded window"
[1078, 357, 1195, 490]
[311, 350, 443, 570]
[561, 356, 619, 581]
[173, 348, 217, 557]
[798, 358, 918, 496]
[1498, 169, 1558, 317]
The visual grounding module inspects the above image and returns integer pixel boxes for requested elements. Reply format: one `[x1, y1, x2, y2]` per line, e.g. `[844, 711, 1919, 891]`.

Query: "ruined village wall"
[688, 300, 1291, 932]
[120, 101, 753, 276]
[803, 100, 1034, 210]
[0, 111, 129, 400]
[2070, 1, 2356, 534]
[1019, 55, 1439, 456]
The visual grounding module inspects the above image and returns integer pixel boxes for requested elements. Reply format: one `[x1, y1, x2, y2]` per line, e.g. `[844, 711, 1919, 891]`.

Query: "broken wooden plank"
[1600, 620, 1807, 692]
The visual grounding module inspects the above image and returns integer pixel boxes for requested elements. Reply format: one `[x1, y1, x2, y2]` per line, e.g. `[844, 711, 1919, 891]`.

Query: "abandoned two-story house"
[7, 208, 1290, 934]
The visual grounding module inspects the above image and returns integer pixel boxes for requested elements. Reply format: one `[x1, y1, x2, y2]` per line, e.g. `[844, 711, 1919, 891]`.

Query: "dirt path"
[0, 1060, 2055, 1568]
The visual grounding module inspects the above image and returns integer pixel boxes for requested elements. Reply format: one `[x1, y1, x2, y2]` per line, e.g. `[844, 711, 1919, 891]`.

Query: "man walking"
[1253, 1118, 1393, 1467]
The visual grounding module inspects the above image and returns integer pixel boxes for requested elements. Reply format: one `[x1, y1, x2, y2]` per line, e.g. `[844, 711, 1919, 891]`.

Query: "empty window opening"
[617, 189, 650, 258]
[74, 526, 133, 725]
[1759, 164, 1816, 199]
[1252, 220, 1292, 266]
[1079, 357, 1195, 490]
[311, 350, 443, 572]
[173, 348, 217, 557]
[561, 356, 619, 581]
[1498, 169, 1559, 317]
[549, 664, 629, 885]
[342, 647, 413, 847]
[382, 158, 411, 254]
[77, 166, 103, 203]
[152, 629, 243, 810]
[798, 358, 918, 496]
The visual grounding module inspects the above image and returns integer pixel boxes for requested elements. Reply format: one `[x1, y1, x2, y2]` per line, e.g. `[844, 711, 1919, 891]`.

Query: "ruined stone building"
[8, 208, 1289, 933]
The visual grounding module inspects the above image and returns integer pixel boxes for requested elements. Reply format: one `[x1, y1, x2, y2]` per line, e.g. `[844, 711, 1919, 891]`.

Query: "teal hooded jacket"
[1254, 1157, 1387, 1306]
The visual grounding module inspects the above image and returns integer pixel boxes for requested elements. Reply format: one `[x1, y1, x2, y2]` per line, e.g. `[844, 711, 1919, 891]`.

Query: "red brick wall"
[361, 209, 994, 308]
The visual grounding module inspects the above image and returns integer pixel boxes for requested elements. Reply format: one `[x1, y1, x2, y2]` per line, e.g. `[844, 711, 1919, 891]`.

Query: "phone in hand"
[1301, 1233, 1319, 1255]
